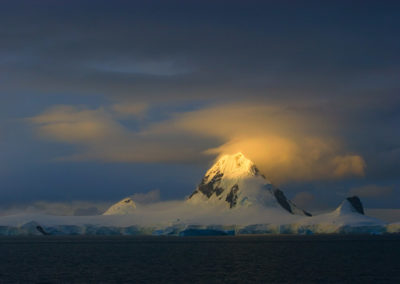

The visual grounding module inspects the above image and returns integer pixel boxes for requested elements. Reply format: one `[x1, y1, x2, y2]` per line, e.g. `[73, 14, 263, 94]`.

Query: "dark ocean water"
[0, 235, 399, 283]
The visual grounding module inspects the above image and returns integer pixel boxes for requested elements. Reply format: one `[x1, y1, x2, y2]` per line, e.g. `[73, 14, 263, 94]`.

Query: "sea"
[0, 235, 399, 283]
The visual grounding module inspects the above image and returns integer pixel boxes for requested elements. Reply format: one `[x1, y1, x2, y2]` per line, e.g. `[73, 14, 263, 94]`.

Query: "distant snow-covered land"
[0, 153, 397, 236]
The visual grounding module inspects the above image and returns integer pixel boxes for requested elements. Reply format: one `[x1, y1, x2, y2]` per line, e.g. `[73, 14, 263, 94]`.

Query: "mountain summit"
[188, 152, 311, 216]
[202, 152, 263, 181]
[333, 196, 365, 216]
[103, 197, 137, 215]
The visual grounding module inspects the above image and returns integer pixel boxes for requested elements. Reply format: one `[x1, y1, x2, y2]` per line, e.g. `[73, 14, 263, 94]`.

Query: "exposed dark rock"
[214, 187, 224, 196]
[273, 189, 293, 214]
[194, 172, 224, 198]
[273, 189, 312, 216]
[188, 190, 199, 199]
[347, 196, 364, 215]
[225, 184, 239, 208]
[36, 225, 50, 235]
[198, 183, 219, 198]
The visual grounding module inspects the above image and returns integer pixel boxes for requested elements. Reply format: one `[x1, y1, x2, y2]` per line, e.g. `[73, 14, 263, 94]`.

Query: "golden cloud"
[29, 105, 203, 163]
[30, 105, 126, 142]
[148, 103, 366, 183]
[208, 137, 365, 183]
[29, 102, 366, 183]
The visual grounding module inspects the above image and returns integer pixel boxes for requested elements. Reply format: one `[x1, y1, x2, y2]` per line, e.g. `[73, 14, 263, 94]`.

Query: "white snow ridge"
[0, 153, 396, 236]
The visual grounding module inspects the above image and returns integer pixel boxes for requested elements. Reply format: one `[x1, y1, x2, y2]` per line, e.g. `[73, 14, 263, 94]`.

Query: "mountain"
[333, 196, 365, 216]
[187, 152, 311, 216]
[0, 191, 391, 236]
[103, 197, 137, 215]
[0, 194, 387, 235]
[3, 152, 391, 236]
[295, 195, 385, 234]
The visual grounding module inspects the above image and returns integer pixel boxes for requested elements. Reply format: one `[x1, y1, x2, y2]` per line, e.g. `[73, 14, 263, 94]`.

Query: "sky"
[0, 0, 399, 215]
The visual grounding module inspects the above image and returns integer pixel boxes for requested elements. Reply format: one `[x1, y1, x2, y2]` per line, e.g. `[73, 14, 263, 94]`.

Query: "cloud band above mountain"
[29, 102, 365, 183]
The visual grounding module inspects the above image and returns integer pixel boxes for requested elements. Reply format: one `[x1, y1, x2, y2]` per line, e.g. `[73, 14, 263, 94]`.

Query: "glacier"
[0, 153, 397, 236]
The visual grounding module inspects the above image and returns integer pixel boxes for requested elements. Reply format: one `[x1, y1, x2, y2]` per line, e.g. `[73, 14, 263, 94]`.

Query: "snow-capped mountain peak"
[203, 152, 263, 183]
[334, 196, 365, 216]
[188, 152, 311, 216]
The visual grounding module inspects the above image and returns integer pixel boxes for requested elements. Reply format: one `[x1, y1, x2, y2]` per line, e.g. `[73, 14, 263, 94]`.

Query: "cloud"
[130, 189, 161, 204]
[0, 0, 398, 208]
[1, 0, 399, 106]
[73, 207, 101, 216]
[29, 105, 202, 163]
[112, 102, 148, 118]
[0, 201, 112, 217]
[206, 137, 365, 183]
[349, 184, 393, 198]
[0, 190, 159, 217]
[30, 102, 210, 163]
[291, 191, 333, 212]
[154, 103, 366, 183]
[30, 105, 127, 143]
[292, 192, 315, 209]
[29, 102, 366, 183]
[365, 209, 400, 223]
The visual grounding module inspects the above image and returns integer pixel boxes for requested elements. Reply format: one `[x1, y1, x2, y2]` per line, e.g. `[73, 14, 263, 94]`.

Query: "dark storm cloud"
[1, 0, 399, 102]
[0, 0, 399, 210]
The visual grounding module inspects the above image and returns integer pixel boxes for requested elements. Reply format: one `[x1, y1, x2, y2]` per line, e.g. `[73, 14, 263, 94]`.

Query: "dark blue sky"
[0, 0, 399, 212]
